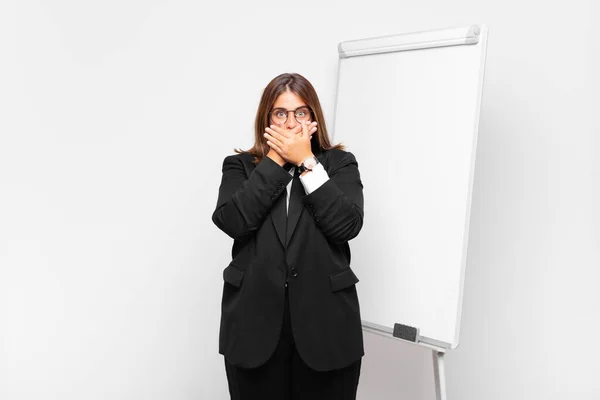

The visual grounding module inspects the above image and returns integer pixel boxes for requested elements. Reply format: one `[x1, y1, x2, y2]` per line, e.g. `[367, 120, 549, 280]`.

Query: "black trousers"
[224, 287, 362, 400]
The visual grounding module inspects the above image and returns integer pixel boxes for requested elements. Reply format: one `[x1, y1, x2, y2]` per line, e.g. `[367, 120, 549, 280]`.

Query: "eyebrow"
[271, 105, 309, 110]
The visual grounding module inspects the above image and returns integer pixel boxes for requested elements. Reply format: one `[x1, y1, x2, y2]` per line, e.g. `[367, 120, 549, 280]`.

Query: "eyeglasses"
[269, 106, 313, 124]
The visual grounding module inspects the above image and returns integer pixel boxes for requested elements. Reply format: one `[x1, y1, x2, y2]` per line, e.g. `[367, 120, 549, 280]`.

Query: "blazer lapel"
[271, 188, 288, 249]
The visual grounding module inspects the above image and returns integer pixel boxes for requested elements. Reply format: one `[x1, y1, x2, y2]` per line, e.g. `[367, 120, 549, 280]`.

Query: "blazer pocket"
[329, 267, 359, 292]
[223, 264, 246, 288]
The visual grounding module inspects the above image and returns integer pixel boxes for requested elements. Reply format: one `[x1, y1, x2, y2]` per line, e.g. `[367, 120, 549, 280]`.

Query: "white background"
[1, 1, 598, 399]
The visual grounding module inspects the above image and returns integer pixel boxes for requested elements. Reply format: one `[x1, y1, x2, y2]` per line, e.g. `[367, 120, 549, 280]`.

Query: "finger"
[266, 126, 287, 142]
[290, 123, 303, 133]
[266, 140, 282, 154]
[269, 124, 291, 139]
[263, 132, 282, 148]
[284, 125, 302, 137]
[301, 120, 310, 137]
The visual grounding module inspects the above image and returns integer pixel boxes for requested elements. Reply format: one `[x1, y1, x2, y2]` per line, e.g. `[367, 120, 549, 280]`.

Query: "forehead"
[272, 90, 307, 109]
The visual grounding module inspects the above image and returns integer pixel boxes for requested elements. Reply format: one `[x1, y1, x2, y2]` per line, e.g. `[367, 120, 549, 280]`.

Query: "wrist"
[266, 152, 286, 167]
[297, 154, 319, 175]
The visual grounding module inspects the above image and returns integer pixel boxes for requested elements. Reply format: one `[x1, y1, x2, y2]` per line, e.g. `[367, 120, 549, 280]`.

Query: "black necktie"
[282, 162, 296, 217]
[288, 166, 304, 217]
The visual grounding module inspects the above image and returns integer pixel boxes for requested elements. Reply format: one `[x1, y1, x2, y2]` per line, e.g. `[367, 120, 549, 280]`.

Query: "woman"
[212, 72, 364, 400]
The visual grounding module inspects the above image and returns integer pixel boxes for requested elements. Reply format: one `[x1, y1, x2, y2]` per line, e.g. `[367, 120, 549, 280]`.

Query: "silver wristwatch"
[298, 156, 319, 173]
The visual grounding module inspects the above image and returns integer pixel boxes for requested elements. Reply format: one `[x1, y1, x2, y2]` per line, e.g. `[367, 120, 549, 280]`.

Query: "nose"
[285, 111, 298, 130]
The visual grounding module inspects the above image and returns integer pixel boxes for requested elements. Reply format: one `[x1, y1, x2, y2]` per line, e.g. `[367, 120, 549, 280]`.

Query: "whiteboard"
[332, 25, 488, 348]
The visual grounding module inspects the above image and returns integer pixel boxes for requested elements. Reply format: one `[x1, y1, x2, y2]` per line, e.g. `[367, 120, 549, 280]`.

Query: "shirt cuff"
[299, 162, 329, 194]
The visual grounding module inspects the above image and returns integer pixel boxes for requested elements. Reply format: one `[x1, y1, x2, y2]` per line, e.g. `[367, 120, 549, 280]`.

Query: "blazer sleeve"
[212, 154, 293, 241]
[303, 151, 364, 245]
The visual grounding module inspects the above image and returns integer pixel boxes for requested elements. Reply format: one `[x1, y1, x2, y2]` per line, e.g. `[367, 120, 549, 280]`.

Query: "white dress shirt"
[286, 163, 329, 215]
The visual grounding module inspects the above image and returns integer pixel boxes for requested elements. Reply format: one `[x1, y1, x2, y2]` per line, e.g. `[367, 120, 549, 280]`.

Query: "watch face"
[304, 157, 317, 169]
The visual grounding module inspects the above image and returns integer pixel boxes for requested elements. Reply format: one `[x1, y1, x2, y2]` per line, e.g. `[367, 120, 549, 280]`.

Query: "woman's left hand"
[264, 121, 318, 166]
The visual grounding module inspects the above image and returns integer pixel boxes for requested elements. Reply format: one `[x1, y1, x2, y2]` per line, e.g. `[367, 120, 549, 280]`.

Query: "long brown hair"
[234, 73, 344, 163]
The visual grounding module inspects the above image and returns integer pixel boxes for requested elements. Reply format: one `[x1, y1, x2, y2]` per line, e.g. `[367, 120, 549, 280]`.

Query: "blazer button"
[291, 268, 298, 277]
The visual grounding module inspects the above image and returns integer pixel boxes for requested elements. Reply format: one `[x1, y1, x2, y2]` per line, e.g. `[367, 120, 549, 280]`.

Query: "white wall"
[1, 1, 597, 399]
[444, 3, 600, 399]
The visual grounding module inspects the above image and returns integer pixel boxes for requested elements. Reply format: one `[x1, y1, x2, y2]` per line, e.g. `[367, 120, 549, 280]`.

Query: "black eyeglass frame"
[269, 106, 314, 124]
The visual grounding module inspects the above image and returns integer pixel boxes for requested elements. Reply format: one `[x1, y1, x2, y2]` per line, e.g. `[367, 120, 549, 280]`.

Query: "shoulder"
[321, 148, 359, 172]
[222, 152, 254, 165]
[218, 153, 256, 175]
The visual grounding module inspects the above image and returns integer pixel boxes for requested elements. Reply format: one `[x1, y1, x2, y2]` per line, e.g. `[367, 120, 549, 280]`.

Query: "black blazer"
[212, 147, 364, 372]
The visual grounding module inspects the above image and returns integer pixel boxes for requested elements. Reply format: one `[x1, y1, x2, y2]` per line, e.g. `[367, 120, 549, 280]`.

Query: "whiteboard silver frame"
[332, 24, 489, 350]
[338, 25, 480, 58]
